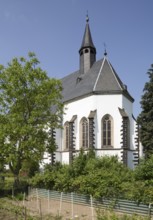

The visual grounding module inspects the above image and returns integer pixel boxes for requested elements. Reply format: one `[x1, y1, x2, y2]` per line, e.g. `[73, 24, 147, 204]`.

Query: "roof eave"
[63, 90, 134, 104]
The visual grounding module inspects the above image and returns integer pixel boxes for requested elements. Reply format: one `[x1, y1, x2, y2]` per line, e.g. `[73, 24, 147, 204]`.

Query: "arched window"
[64, 122, 69, 150]
[101, 114, 113, 147]
[80, 117, 89, 148]
[85, 49, 89, 53]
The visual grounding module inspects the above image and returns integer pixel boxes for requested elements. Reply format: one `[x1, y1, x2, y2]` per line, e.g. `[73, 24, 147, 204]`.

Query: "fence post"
[27, 187, 30, 208]
[48, 190, 50, 213]
[28, 186, 30, 197]
[59, 192, 63, 215]
[90, 195, 94, 220]
[23, 192, 26, 207]
[24, 206, 27, 220]
[71, 192, 74, 219]
[12, 186, 14, 198]
[148, 203, 152, 219]
[36, 188, 39, 210]
[39, 199, 42, 220]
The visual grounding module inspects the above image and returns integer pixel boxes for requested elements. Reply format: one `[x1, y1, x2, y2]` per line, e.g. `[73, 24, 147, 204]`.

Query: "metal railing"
[28, 188, 153, 219]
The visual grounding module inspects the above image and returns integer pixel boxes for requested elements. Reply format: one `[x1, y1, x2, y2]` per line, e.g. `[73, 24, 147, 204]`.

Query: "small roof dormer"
[79, 15, 96, 74]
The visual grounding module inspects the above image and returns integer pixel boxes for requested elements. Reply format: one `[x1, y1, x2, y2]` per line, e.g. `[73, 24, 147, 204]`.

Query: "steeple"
[79, 15, 96, 74]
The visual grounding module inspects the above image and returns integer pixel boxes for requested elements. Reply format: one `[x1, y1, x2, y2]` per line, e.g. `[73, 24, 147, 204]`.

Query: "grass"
[0, 198, 62, 220]
[96, 209, 151, 220]
[0, 210, 16, 220]
[0, 197, 151, 220]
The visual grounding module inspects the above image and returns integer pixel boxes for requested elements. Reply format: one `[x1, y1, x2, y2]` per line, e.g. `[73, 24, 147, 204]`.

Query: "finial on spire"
[86, 11, 89, 23]
[104, 43, 107, 56]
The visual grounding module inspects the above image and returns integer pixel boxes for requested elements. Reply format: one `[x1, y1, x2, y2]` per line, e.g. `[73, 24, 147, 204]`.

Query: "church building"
[46, 16, 142, 169]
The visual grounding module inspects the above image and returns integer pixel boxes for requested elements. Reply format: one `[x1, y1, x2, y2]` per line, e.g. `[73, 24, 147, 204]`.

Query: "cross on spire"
[86, 11, 89, 23]
[104, 43, 107, 56]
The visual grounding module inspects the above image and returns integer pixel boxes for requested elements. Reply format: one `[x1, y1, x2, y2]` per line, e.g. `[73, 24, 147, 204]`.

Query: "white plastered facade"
[53, 92, 140, 169]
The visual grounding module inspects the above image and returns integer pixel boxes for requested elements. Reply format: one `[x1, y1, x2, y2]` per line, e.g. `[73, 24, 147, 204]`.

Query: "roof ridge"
[106, 59, 123, 90]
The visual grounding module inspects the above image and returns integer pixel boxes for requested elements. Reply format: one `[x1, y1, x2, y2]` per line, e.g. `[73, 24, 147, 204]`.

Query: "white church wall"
[122, 95, 133, 116]
[63, 96, 94, 150]
[63, 93, 124, 153]
[62, 151, 70, 164]
[139, 142, 144, 158]
[55, 152, 62, 163]
[55, 128, 62, 151]
[96, 149, 122, 159]
[53, 93, 140, 167]
[131, 119, 137, 150]
[41, 152, 51, 168]
[93, 94, 123, 149]
[127, 151, 135, 169]
[122, 96, 136, 150]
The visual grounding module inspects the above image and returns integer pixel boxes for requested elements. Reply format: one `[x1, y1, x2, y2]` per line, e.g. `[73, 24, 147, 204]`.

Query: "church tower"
[79, 15, 96, 74]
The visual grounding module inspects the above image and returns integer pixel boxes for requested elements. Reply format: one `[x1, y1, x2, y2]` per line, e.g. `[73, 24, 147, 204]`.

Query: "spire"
[79, 15, 96, 74]
[79, 15, 96, 52]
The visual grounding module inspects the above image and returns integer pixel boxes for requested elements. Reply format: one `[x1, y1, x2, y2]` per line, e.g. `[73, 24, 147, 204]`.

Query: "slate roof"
[61, 56, 134, 103]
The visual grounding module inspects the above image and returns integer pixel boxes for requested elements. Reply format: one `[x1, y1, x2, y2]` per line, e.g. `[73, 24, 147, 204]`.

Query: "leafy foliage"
[134, 155, 153, 181]
[0, 53, 63, 182]
[138, 63, 153, 158]
[31, 152, 135, 200]
[31, 151, 153, 203]
[131, 156, 153, 203]
[20, 159, 40, 178]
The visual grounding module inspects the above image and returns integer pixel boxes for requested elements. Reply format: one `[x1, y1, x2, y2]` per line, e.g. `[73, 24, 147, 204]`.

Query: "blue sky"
[0, 0, 153, 117]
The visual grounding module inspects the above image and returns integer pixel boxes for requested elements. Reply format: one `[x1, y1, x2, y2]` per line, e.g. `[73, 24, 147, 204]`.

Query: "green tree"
[134, 155, 153, 182]
[138, 63, 153, 158]
[131, 156, 153, 203]
[77, 156, 133, 198]
[0, 52, 63, 184]
[20, 159, 40, 178]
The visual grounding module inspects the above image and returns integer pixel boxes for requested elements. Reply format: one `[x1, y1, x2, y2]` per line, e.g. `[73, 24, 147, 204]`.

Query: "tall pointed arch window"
[64, 122, 70, 150]
[80, 117, 89, 148]
[102, 114, 113, 147]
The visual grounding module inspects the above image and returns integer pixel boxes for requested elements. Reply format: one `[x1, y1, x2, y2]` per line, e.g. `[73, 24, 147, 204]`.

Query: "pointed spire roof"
[79, 15, 96, 52]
